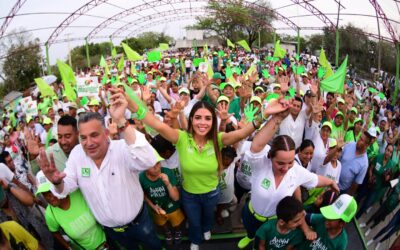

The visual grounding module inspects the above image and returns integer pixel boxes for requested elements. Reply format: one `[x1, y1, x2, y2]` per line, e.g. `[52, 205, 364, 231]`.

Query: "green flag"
[121, 42, 143, 61]
[56, 59, 76, 86]
[56, 60, 76, 102]
[159, 43, 169, 51]
[320, 55, 348, 94]
[236, 40, 251, 52]
[227, 39, 235, 48]
[111, 47, 117, 58]
[218, 50, 225, 57]
[273, 40, 286, 59]
[203, 43, 208, 55]
[193, 58, 205, 67]
[319, 48, 334, 78]
[34, 78, 56, 97]
[226, 67, 233, 78]
[138, 72, 146, 85]
[262, 69, 270, 79]
[206, 60, 214, 79]
[117, 56, 125, 72]
[147, 51, 161, 63]
[99, 55, 107, 68]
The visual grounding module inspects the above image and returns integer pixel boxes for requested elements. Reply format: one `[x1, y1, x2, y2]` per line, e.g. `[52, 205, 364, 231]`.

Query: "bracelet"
[136, 105, 148, 120]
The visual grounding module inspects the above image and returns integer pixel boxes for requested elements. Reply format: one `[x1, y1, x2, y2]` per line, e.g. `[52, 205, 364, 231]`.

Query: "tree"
[190, 0, 275, 48]
[0, 29, 43, 98]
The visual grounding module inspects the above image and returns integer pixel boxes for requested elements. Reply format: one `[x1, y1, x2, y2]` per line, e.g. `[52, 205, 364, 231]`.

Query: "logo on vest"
[81, 167, 90, 177]
[261, 178, 271, 189]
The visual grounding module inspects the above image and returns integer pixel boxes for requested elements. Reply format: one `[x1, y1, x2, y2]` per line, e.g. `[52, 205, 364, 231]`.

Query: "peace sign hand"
[38, 148, 65, 185]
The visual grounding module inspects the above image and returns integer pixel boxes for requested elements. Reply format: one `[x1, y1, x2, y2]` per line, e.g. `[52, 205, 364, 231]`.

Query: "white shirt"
[246, 146, 318, 217]
[0, 163, 14, 182]
[236, 141, 255, 190]
[305, 122, 329, 173]
[51, 131, 157, 227]
[279, 110, 308, 149]
[316, 160, 342, 183]
[218, 160, 236, 204]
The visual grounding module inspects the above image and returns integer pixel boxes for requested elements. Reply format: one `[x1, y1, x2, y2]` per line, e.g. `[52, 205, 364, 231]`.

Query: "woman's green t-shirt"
[175, 130, 223, 194]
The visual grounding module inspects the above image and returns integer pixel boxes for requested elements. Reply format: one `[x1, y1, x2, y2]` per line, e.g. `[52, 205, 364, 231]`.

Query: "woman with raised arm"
[124, 87, 262, 250]
[238, 98, 340, 250]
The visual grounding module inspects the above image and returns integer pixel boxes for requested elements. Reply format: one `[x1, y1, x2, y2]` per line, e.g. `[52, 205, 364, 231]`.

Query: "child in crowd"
[216, 146, 238, 224]
[256, 196, 305, 250]
[317, 138, 342, 183]
[304, 190, 338, 214]
[139, 152, 184, 245]
[303, 194, 357, 249]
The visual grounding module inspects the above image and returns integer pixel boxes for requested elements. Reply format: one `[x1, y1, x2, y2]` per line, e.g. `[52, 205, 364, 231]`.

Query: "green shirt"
[46, 143, 68, 171]
[139, 167, 180, 214]
[384, 178, 400, 211]
[367, 141, 379, 161]
[228, 97, 241, 120]
[330, 123, 344, 139]
[175, 130, 223, 194]
[303, 214, 347, 250]
[256, 219, 303, 249]
[344, 130, 361, 143]
[372, 154, 395, 190]
[45, 190, 106, 250]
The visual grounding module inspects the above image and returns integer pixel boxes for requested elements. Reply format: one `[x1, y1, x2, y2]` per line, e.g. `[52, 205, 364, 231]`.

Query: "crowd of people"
[0, 44, 399, 250]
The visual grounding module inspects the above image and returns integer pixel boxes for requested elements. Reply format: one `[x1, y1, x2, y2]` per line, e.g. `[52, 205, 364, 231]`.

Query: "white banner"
[20, 96, 38, 117]
[76, 77, 99, 98]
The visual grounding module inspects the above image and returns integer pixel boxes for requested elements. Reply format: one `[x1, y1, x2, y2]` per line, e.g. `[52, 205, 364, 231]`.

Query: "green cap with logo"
[35, 170, 52, 196]
[320, 194, 357, 223]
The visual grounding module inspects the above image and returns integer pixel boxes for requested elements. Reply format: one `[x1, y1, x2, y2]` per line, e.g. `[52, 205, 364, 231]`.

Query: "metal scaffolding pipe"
[85, 38, 90, 68]
[45, 43, 51, 74]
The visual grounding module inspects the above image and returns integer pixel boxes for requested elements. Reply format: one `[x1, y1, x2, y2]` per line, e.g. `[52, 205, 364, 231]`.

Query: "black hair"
[296, 139, 315, 153]
[326, 92, 335, 98]
[151, 135, 176, 155]
[221, 146, 237, 160]
[225, 123, 236, 133]
[268, 135, 296, 159]
[293, 96, 303, 107]
[320, 190, 339, 208]
[0, 151, 10, 165]
[49, 138, 58, 144]
[276, 196, 304, 223]
[58, 115, 78, 131]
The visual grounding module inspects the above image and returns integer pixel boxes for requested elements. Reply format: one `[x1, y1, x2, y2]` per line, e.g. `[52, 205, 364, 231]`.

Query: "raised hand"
[38, 149, 65, 185]
[109, 88, 128, 123]
[167, 101, 185, 119]
[159, 173, 170, 185]
[278, 75, 290, 93]
[264, 97, 290, 117]
[244, 103, 259, 122]
[141, 86, 151, 103]
[24, 128, 40, 156]
[216, 102, 233, 121]
[248, 70, 258, 84]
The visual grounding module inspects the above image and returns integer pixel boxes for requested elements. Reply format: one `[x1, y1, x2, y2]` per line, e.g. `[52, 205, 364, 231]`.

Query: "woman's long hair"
[187, 101, 223, 174]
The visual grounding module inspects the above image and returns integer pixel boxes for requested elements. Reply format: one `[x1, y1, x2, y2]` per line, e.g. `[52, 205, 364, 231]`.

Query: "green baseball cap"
[354, 117, 363, 125]
[250, 96, 262, 105]
[217, 95, 230, 104]
[213, 72, 225, 80]
[328, 138, 337, 148]
[335, 111, 345, 118]
[320, 194, 357, 223]
[321, 121, 332, 131]
[219, 82, 236, 90]
[350, 107, 358, 115]
[35, 171, 52, 196]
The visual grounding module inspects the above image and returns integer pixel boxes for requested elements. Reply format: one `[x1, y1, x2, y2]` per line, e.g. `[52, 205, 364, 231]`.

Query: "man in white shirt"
[39, 91, 161, 249]
[279, 96, 311, 148]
